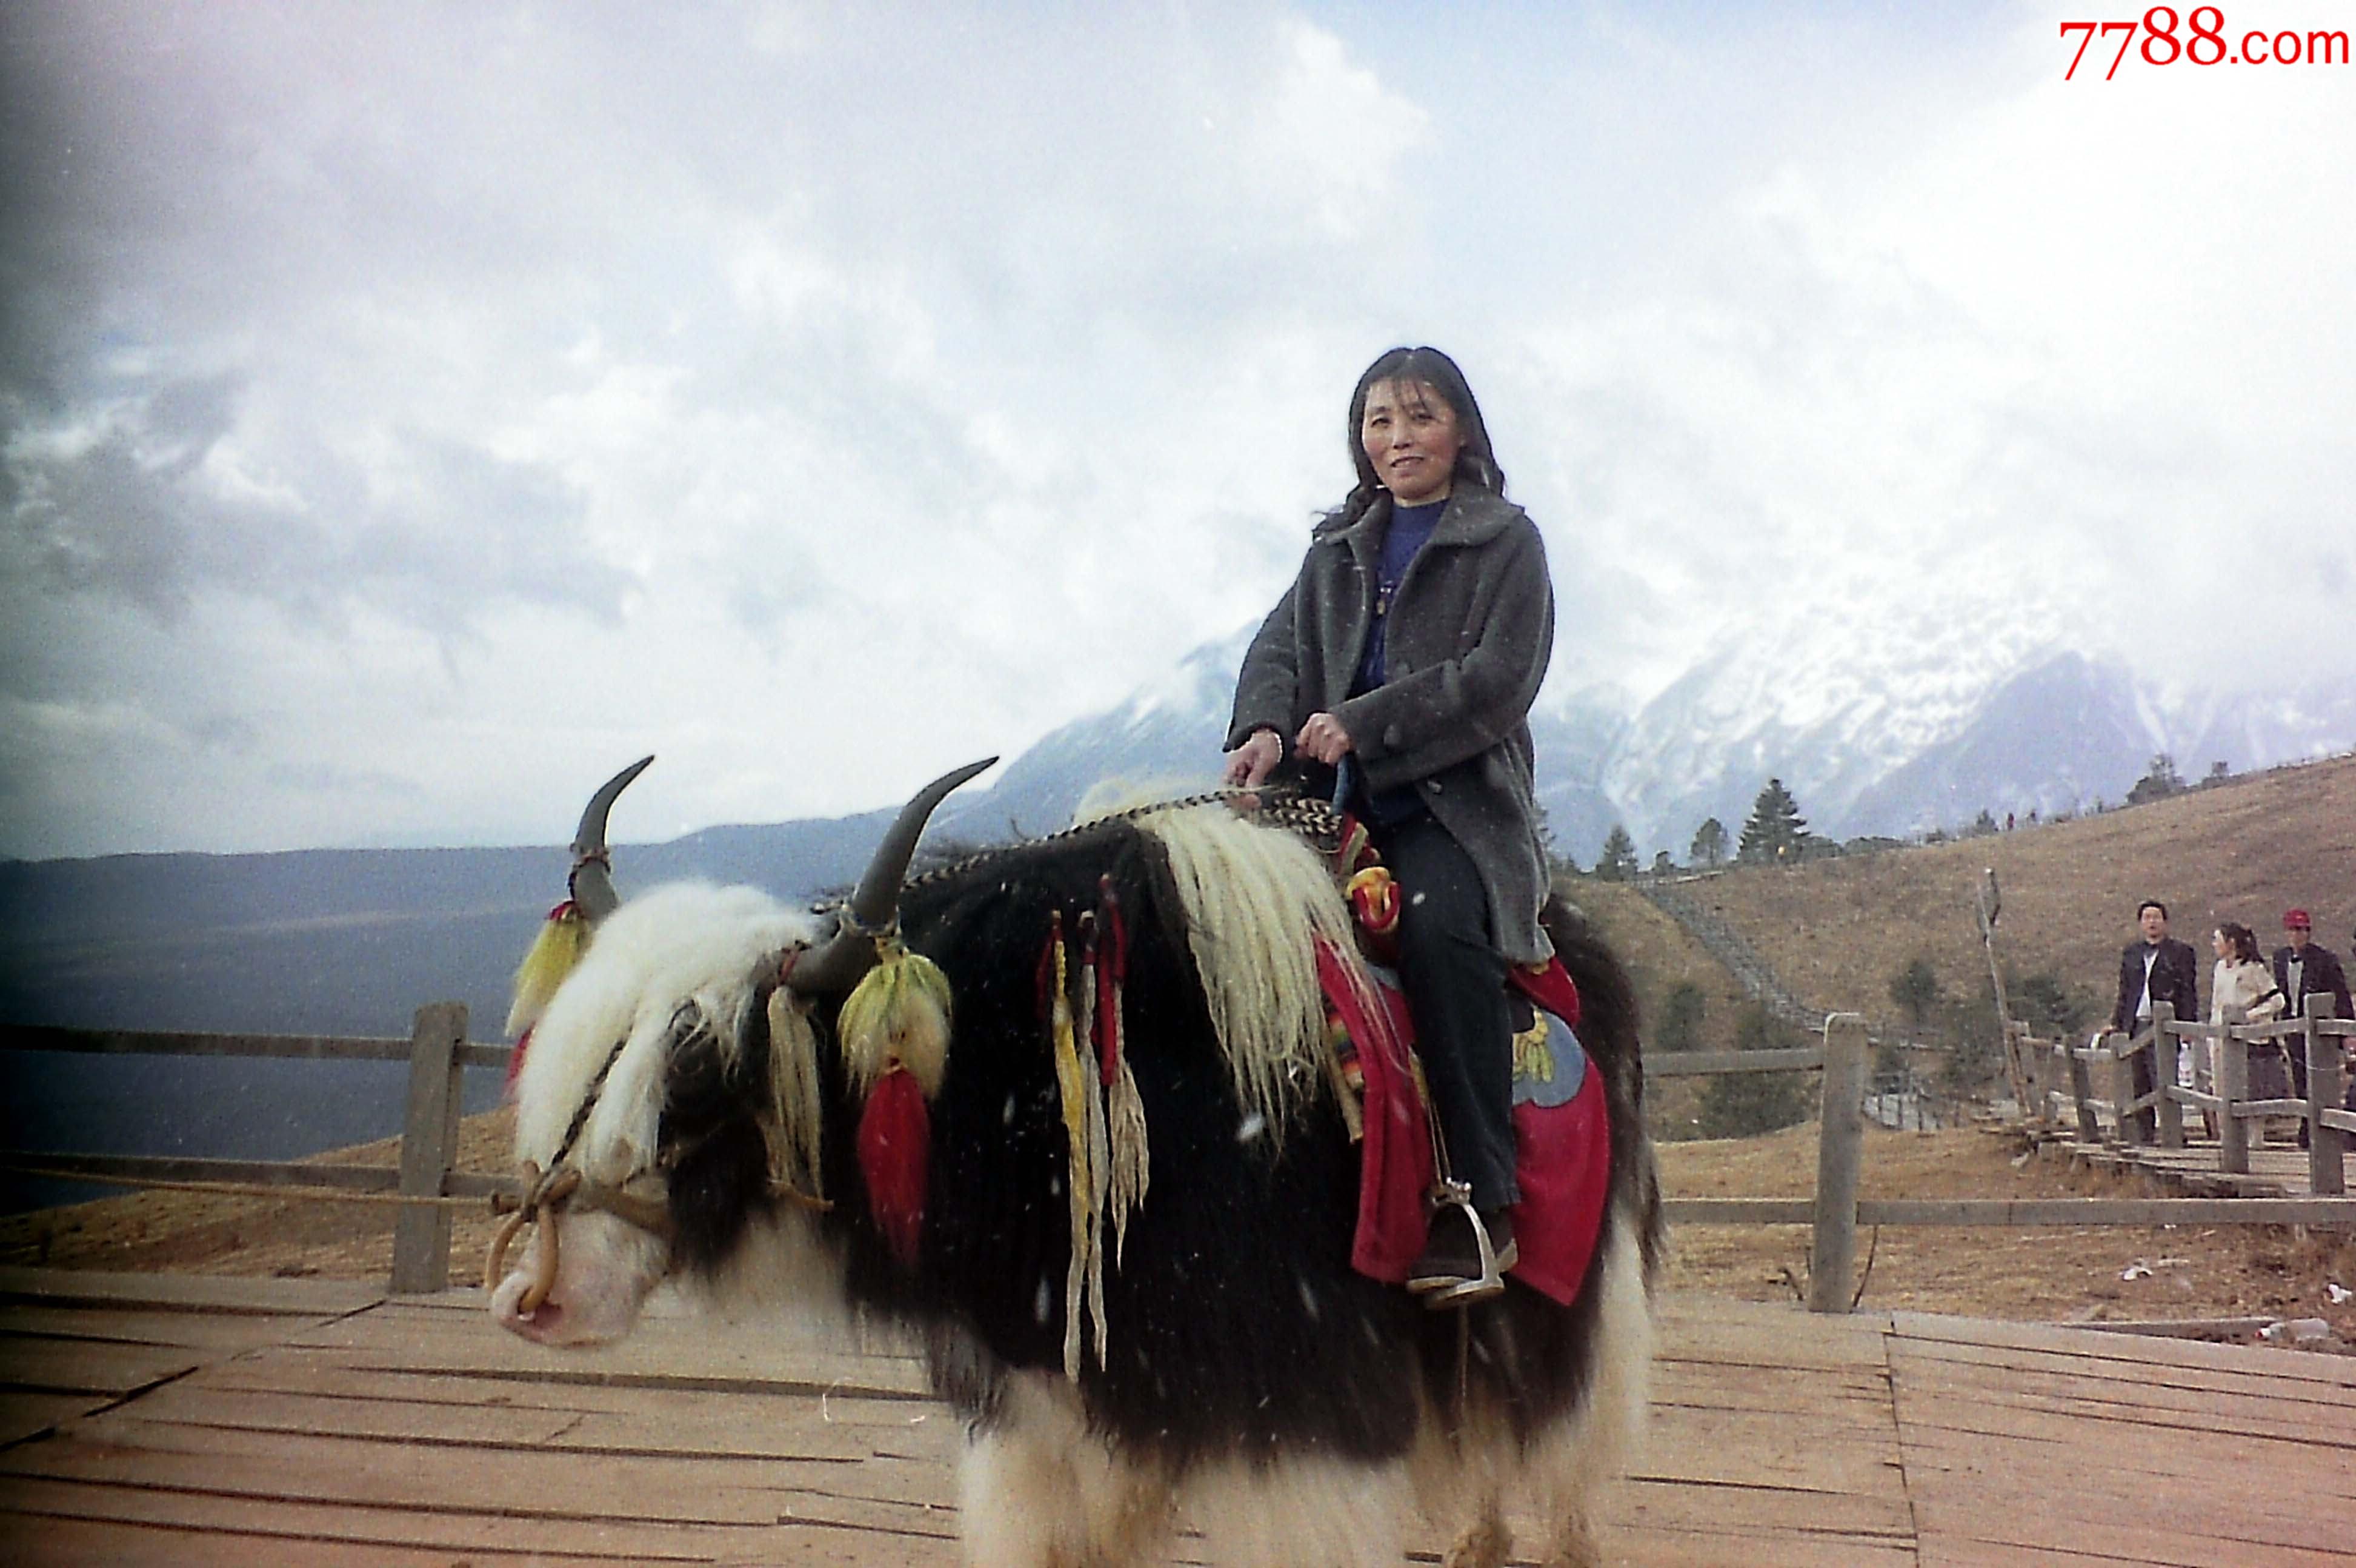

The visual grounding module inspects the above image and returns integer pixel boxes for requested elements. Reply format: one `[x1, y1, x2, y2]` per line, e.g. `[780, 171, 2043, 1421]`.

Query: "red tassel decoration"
[857, 1066, 931, 1269]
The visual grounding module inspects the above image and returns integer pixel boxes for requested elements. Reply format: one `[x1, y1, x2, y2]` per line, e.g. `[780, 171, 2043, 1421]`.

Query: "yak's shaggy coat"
[496, 804, 1661, 1567]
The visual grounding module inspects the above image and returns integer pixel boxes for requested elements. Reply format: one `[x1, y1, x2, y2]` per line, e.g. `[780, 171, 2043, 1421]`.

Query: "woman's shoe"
[1406, 1205, 1516, 1304]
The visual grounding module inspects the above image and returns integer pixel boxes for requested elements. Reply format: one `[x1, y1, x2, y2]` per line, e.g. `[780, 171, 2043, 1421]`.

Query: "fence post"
[2216, 1003, 2249, 1177]
[2154, 1014, 2185, 1150]
[392, 1002, 468, 1294]
[1809, 1013, 1869, 1314]
[2070, 1035, 2100, 1143]
[2030, 1034, 2061, 1126]
[2122, 1005, 2165, 1146]
[2306, 994, 2345, 1197]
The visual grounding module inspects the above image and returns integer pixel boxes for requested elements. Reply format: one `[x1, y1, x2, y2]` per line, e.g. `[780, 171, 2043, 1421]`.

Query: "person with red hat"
[2272, 909, 2352, 1146]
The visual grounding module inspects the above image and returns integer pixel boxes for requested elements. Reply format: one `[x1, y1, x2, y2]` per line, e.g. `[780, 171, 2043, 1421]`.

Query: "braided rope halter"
[487, 1032, 673, 1314]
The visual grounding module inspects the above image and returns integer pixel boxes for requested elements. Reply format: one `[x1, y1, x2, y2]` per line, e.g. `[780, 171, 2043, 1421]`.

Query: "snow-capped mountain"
[934, 628, 1256, 842]
[936, 622, 2356, 866]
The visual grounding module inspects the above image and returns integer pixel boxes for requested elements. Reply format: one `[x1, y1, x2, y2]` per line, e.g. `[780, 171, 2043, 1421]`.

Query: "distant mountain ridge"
[9, 631, 2346, 1031]
[2, 627, 2348, 1191]
[934, 628, 2355, 869]
[7, 628, 2348, 1040]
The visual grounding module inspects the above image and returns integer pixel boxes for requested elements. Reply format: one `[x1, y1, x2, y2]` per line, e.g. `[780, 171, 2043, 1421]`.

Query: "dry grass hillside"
[1681, 752, 2356, 1035]
[1557, 882, 1754, 1053]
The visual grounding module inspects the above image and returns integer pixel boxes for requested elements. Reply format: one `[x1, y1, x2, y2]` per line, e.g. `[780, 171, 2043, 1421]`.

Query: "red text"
[2062, 8, 2351, 76]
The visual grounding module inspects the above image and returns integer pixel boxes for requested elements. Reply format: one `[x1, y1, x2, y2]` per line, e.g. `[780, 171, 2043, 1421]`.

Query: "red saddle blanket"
[1316, 945, 1612, 1307]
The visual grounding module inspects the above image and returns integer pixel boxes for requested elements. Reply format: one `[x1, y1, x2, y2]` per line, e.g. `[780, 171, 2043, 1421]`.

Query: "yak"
[488, 758, 1663, 1567]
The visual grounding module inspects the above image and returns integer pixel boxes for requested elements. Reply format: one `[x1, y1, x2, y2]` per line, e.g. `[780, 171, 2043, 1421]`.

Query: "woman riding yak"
[1223, 345, 1555, 1309]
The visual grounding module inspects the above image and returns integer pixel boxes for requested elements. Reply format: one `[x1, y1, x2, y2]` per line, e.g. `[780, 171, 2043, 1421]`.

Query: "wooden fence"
[1650, 1006, 2355, 1312]
[7, 1000, 2352, 1312]
[2017, 995, 2354, 1193]
[0, 1007, 511, 1294]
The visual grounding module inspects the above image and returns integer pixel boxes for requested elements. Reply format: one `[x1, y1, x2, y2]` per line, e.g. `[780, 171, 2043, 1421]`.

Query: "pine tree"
[2011, 970, 2091, 1035]
[1888, 957, 1942, 1035]
[1657, 983, 1706, 1052]
[2126, 752, 2185, 806]
[1693, 1005, 1812, 1137]
[1595, 824, 1637, 882]
[1689, 817, 1728, 868]
[1736, 779, 1811, 865]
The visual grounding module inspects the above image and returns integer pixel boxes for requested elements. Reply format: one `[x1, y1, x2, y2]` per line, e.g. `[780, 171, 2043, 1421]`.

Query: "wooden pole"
[2215, 1003, 2249, 1177]
[2071, 1035, 2101, 1144]
[2020, 1031, 2051, 1125]
[2306, 994, 2346, 1197]
[392, 1002, 468, 1294]
[2154, 1014, 2185, 1150]
[1809, 1013, 1869, 1314]
[1974, 870, 2030, 1116]
[2120, 1005, 2165, 1147]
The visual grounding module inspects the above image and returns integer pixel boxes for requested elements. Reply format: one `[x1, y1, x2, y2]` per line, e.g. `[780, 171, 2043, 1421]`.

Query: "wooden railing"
[2019, 995, 2354, 1194]
[0, 1007, 514, 1294]
[1652, 1008, 2356, 1312]
[8, 1000, 2352, 1315]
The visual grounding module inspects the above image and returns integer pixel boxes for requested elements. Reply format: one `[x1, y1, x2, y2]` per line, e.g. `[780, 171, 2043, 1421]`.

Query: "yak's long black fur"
[657, 822, 1662, 1473]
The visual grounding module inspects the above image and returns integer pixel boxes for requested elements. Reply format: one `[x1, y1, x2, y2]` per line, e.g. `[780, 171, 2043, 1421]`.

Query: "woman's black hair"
[2218, 921, 2260, 965]
[1334, 346, 1505, 524]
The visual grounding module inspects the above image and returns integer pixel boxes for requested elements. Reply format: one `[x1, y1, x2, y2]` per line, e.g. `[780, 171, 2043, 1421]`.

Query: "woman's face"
[1360, 379, 1465, 507]
[2212, 929, 2229, 959]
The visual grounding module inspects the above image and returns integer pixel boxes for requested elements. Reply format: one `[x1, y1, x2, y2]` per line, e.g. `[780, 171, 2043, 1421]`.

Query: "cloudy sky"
[3, 1, 2350, 859]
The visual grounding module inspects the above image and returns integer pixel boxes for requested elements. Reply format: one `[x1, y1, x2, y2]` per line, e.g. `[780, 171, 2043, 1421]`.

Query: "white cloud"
[1, 1, 2348, 857]
[1244, 19, 1433, 240]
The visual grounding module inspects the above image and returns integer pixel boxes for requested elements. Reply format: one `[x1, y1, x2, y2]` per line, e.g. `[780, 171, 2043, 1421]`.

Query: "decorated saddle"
[1319, 830, 1612, 1308]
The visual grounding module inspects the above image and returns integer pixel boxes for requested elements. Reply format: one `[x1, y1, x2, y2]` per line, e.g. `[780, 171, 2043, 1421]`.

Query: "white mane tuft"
[1134, 803, 1367, 1133]
[513, 883, 816, 1184]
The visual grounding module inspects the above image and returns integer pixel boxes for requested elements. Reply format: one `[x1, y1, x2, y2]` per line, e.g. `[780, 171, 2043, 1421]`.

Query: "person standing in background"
[2211, 922, 2291, 1136]
[2111, 900, 2200, 1140]
[2271, 909, 2352, 1146]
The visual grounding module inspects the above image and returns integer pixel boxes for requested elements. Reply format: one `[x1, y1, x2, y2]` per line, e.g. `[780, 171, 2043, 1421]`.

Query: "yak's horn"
[568, 756, 654, 925]
[786, 756, 997, 995]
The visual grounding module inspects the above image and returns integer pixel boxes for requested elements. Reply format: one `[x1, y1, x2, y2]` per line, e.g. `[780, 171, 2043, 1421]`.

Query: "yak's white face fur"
[493, 881, 817, 1346]
[489, 1207, 668, 1345]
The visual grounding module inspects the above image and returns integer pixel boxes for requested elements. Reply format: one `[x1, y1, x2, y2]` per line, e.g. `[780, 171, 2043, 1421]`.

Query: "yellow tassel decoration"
[1047, 916, 1095, 1382]
[838, 938, 953, 1100]
[1106, 1054, 1150, 1266]
[505, 904, 588, 1038]
[764, 988, 828, 1203]
[1076, 922, 1111, 1371]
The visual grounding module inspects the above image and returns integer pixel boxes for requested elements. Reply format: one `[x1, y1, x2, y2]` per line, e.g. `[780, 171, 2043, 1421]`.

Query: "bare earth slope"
[1682, 752, 2356, 1029]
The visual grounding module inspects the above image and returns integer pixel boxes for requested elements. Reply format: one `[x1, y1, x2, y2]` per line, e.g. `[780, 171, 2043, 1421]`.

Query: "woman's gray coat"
[1226, 485, 1557, 964]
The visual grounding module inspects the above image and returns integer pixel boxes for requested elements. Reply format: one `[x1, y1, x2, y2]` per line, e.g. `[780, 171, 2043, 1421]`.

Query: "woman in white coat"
[2210, 922, 2289, 1137]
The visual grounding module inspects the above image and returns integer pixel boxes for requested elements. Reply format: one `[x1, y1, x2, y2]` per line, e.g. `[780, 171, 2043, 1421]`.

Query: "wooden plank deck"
[2046, 1135, 2351, 1197]
[0, 1267, 2349, 1566]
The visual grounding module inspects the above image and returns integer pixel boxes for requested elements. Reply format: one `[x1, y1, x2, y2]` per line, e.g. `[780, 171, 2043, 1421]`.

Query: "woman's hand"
[1222, 728, 1283, 788]
[1294, 711, 1354, 766]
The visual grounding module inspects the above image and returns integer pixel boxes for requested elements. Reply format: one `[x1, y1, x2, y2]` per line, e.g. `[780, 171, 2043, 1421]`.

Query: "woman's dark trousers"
[1370, 812, 1520, 1212]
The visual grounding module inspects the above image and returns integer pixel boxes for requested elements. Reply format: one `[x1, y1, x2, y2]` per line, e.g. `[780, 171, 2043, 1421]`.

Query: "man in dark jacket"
[2111, 900, 2200, 1140]
[2271, 909, 2352, 1138]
